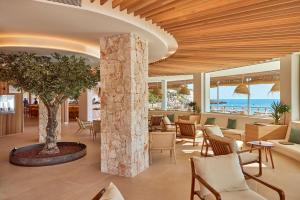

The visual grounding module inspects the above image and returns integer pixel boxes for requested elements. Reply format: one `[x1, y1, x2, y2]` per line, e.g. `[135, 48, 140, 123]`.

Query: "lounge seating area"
[269, 122, 300, 162]
[1, 120, 300, 199]
[1, 0, 300, 200]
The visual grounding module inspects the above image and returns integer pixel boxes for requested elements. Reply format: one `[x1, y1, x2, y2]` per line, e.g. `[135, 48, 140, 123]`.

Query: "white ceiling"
[0, 0, 177, 62]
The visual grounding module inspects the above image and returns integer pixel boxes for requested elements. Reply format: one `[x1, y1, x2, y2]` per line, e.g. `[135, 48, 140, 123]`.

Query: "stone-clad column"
[39, 102, 61, 143]
[100, 33, 149, 177]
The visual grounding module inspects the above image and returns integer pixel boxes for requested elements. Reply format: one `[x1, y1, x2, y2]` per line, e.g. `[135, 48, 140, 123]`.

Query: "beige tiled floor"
[0, 120, 300, 200]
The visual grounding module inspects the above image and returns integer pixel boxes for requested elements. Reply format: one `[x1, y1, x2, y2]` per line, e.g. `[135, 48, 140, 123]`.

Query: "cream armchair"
[149, 132, 176, 164]
[190, 154, 284, 200]
[205, 129, 262, 177]
[202, 126, 243, 157]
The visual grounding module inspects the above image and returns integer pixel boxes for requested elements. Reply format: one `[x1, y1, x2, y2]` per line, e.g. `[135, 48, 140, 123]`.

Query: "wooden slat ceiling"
[93, 0, 300, 76]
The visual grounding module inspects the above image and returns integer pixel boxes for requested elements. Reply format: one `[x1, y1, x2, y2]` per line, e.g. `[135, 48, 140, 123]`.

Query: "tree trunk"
[40, 104, 60, 155]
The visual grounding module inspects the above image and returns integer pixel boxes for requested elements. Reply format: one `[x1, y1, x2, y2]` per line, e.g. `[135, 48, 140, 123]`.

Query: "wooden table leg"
[269, 147, 275, 169]
[250, 144, 253, 153]
[265, 147, 268, 162]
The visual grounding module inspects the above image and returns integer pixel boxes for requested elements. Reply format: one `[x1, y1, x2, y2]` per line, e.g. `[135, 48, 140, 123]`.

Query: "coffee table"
[247, 140, 275, 169]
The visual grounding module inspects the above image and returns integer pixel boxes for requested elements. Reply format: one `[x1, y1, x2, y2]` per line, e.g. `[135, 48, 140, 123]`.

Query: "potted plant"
[0, 52, 98, 155]
[279, 103, 290, 125]
[188, 101, 197, 112]
[270, 101, 290, 125]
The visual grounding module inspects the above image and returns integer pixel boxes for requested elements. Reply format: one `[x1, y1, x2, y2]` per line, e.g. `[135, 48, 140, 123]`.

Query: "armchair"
[75, 117, 93, 135]
[176, 122, 202, 146]
[190, 154, 284, 200]
[206, 132, 262, 177]
[149, 132, 176, 164]
[161, 116, 176, 132]
[149, 115, 163, 131]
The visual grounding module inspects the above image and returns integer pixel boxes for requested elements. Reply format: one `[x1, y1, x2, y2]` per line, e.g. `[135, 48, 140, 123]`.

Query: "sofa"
[269, 122, 300, 162]
[200, 113, 273, 140]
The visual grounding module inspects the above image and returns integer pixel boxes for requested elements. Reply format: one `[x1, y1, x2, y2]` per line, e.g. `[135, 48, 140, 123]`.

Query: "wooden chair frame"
[149, 115, 163, 131]
[190, 158, 285, 200]
[200, 131, 210, 157]
[75, 117, 93, 135]
[205, 131, 263, 177]
[149, 132, 176, 164]
[92, 188, 106, 200]
[175, 122, 201, 146]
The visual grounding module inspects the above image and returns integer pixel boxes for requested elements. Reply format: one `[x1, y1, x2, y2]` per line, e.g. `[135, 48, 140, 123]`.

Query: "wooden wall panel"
[0, 82, 24, 136]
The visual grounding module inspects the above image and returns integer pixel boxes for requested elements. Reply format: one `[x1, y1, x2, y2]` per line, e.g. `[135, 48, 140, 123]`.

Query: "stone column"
[193, 73, 205, 112]
[100, 33, 149, 177]
[39, 102, 61, 143]
[161, 80, 168, 110]
[280, 54, 300, 121]
[79, 90, 93, 121]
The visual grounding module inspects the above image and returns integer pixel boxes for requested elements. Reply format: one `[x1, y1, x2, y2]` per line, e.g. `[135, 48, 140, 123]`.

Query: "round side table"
[247, 141, 275, 169]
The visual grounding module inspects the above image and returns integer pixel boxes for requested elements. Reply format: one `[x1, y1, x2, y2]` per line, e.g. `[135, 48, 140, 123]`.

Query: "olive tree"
[0, 52, 98, 154]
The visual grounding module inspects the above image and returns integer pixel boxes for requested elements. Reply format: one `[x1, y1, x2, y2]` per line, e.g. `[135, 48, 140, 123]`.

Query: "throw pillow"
[288, 128, 300, 144]
[163, 116, 172, 130]
[192, 153, 248, 197]
[205, 125, 224, 137]
[207, 133, 239, 152]
[205, 117, 216, 125]
[100, 182, 124, 200]
[227, 119, 237, 129]
[167, 114, 175, 122]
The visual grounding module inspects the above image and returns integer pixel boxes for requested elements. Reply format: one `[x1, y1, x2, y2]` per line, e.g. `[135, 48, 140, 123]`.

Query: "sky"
[210, 84, 280, 100]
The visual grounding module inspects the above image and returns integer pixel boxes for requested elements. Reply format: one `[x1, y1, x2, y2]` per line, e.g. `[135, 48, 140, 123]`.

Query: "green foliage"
[278, 103, 290, 114]
[0, 52, 98, 106]
[149, 90, 160, 105]
[270, 101, 290, 124]
[188, 101, 196, 107]
[188, 101, 199, 112]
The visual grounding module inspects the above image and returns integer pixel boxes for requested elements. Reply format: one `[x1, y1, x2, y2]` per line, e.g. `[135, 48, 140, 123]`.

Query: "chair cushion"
[163, 116, 172, 129]
[193, 153, 249, 197]
[205, 125, 224, 137]
[227, 119, 237, 129]
[288, 128, 300, 144]
[205, 117, 216, 125]
[205, 189, 266, 200]
[239, 152, 259, 164]
[100, 182, 124, 200]
[196, 130, 203, 137]
[207, 134, 240, 152]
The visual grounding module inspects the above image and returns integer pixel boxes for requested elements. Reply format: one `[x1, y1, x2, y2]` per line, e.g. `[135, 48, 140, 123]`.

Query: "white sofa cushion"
[223, 129, 245, 136]
[193, 153, 249, 197]
[100, 182, 124, 200]
[269, 139, 300, 162]
[206, 189, 266, 200]
[207, 133, 242, 152]
[205, 125, 224, 137]
[200, 113, 272, 131]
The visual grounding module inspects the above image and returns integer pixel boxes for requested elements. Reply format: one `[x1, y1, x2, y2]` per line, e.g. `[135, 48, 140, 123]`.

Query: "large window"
[210, 82, 280, 116]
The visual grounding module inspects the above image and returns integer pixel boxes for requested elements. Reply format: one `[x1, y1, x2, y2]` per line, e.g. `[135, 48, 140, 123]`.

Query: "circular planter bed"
[9, 142, 86, 166]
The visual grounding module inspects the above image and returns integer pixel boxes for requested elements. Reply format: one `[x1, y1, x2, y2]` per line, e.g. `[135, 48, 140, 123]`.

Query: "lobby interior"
[1, 0, 300, 200]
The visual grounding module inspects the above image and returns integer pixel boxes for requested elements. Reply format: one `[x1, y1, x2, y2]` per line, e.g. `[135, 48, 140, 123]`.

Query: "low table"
[247, 140, 275, 169]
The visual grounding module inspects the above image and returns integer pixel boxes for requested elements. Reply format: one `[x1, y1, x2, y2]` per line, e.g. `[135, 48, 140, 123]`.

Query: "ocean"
[210, 99, 279, 114]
